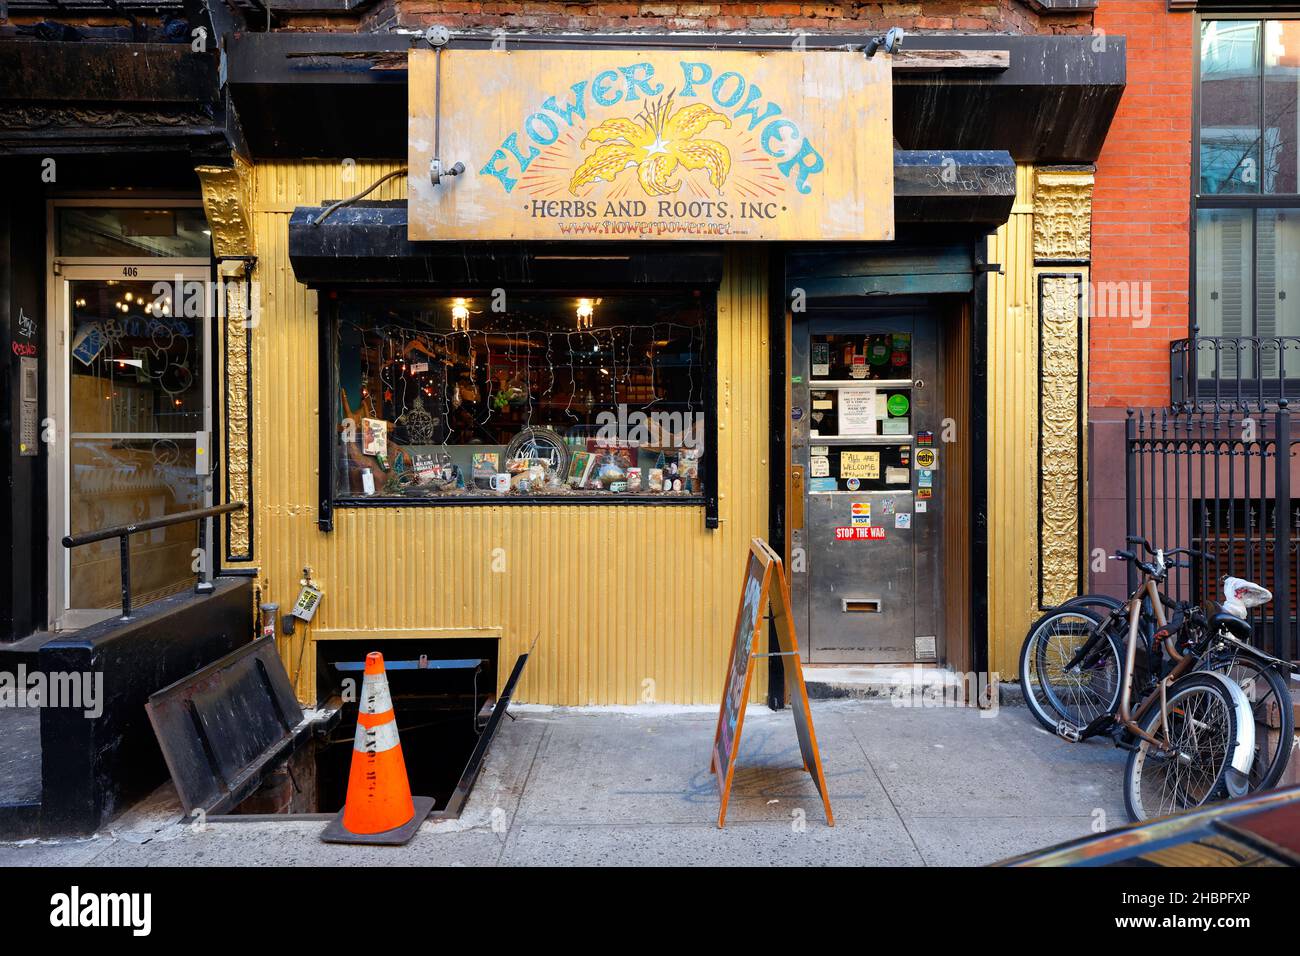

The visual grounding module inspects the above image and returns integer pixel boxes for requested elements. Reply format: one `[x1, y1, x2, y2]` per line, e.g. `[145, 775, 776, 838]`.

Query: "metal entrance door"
[790, 310, 943, 663]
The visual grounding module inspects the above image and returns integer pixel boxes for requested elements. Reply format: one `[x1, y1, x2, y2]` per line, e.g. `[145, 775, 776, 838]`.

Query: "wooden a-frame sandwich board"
[710, 538, 834, 828]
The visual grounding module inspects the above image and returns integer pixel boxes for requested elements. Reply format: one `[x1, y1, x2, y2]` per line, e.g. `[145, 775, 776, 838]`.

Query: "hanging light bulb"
[576, 297, 595, 330]
[451, 297, 470, 332]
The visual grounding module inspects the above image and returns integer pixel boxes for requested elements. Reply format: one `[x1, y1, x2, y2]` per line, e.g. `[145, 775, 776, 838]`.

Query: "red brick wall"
[1090, 1, 1193, 408]
[348, 1, 1091, 35]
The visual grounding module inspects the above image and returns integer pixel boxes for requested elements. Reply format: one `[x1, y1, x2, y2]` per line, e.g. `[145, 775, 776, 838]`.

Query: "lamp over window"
[451, 297, 470, 332]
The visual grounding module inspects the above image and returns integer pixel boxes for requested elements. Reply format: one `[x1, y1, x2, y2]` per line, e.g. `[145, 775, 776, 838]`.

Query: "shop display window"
[329, 291, 710, 501]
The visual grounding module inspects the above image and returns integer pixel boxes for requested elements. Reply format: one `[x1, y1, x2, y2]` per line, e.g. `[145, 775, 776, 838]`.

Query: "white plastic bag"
[1222, 576, 1273, 619]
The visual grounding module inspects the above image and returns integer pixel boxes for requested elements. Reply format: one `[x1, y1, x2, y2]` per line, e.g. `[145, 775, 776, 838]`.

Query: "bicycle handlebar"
[1117, 538, 1208, 562]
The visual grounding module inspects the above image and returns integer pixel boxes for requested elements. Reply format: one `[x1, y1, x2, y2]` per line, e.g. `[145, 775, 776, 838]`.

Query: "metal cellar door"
[791, 311, 943, 664]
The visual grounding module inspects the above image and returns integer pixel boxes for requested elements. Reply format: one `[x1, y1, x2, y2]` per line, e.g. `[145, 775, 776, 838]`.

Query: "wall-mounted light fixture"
[451, 297, 471, 332]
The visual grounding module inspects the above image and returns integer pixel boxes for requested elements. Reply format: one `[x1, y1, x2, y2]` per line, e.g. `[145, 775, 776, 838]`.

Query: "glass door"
[51, 265, 212, 628]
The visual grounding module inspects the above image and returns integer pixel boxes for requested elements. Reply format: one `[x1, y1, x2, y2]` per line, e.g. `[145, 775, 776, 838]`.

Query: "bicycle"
[1020, 538, 1296, 796]
[1023, 539, 1258, 821]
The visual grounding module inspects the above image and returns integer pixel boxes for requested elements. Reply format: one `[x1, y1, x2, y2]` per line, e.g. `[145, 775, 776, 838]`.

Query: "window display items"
[332, 292, 708, 501]
[505, 427, 570, 482]
[567, 450, 596, 488]
[471, 452, 499, 489]
[362, 417, 387, 457]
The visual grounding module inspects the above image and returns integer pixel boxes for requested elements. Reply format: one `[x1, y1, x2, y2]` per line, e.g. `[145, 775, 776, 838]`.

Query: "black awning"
[287, 150, 1015, 287]
[227, 32, 1122, 166]
[894, 150, 1017, 225]
[288, 204, 728, 287]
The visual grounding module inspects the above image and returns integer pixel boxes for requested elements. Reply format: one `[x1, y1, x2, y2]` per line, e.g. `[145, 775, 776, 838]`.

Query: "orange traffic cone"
[321, 652, 435, 845]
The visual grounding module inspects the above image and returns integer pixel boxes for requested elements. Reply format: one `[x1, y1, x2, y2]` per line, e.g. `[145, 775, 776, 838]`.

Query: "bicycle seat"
[1208, 603, 1253, 641]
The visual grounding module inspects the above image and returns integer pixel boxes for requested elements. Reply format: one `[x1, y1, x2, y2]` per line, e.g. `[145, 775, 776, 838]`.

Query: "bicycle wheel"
[1123, 672, 1250, 822]
[1203, 651, 1294, 792]
[1018, 608, 1121, 732]
[1059, 594, 1124, 616]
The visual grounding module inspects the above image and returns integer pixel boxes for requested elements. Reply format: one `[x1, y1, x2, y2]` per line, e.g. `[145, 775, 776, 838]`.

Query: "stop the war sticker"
[835, 527, 886, 541]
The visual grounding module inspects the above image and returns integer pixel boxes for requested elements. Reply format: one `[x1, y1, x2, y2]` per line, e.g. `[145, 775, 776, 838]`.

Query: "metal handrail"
[62, 502, 246, 620]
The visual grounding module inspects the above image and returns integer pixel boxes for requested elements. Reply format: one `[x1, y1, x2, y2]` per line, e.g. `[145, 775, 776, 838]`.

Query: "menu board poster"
[837, 388, 877, 436]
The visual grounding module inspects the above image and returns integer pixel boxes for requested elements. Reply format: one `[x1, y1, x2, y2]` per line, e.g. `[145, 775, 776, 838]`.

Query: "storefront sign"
[409, 50, 893, 242]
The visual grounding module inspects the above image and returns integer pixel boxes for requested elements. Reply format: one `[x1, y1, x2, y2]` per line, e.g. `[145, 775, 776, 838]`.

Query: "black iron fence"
[1126, 405, 1296, 660]
[1170, 334, 1300, 407]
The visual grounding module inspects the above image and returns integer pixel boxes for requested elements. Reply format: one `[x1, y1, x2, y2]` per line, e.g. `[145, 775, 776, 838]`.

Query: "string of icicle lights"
[338, 316, 704, 441]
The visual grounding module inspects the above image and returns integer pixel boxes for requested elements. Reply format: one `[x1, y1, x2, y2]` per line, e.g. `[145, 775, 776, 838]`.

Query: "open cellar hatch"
[147, 637, 526, 821]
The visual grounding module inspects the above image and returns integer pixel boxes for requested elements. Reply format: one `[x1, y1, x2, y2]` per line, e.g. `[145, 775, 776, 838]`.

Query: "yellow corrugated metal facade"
[249, 161, 770, 705]
[238, 159, 1077, 703]
[984, 164, 1089, 679]
[985, 164, 1038, 680]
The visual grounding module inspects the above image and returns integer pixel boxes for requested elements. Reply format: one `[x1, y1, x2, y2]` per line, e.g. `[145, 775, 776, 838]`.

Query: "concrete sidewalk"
[0, 699, 1127, 867]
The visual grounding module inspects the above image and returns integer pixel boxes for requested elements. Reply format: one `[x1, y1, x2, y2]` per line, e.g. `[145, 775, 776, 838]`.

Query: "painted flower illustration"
[569, 95, 732, 197]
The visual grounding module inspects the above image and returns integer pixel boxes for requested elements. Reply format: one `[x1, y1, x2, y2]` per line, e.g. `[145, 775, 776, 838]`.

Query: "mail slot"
[842, 598, 882, 613]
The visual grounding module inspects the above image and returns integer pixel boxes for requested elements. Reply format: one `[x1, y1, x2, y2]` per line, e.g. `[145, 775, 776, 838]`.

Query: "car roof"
[998, 785, 1300, 867]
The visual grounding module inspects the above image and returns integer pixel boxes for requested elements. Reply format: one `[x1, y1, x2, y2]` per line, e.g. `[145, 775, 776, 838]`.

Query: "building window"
[56, 206, 212, 259]
[329, 291, 710, 502]
[1194, 18, 1300, 396]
